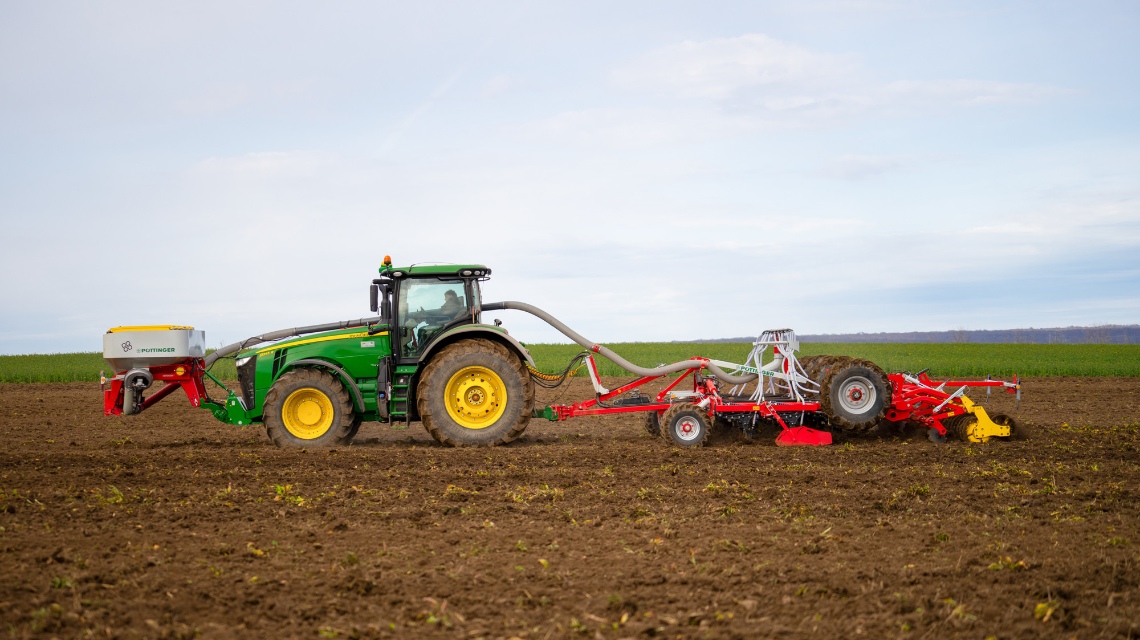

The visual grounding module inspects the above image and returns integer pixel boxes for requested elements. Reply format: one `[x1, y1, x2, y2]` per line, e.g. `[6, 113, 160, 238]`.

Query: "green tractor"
[213, 259, 535, 447]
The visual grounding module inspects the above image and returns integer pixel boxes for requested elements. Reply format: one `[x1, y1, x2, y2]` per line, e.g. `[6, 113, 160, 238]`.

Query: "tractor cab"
[370, 258, 491, 361]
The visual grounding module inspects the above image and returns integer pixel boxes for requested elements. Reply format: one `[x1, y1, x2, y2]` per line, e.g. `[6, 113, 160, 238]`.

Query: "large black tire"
[264, 368, 356, 448]
[805, 355, 846, 385]
[819, 359, 891, 434]
[797, 355, 820, 381]
[659, 403, 712, 447]
[417, 338, 534, 446]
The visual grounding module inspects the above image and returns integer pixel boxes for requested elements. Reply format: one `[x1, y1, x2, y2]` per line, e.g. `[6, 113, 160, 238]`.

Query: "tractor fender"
[283, 358, 366, 414]
[418, 325, 536, 368]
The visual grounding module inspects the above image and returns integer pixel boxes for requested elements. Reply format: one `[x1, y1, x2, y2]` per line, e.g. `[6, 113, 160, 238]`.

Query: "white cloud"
[611, 34, 860, 99]
[881, 79, 1068, 108]
[818, 154, 916, 180]
[547, 33, 1069, 146]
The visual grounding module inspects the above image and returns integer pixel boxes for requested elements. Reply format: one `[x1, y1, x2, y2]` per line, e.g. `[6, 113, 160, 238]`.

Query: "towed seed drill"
[101, 258, 1021, 448]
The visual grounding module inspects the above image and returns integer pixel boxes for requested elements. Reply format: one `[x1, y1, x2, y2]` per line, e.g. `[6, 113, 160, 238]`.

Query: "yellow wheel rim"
[282, 388, 335, 439]
[445, 366, 507, 429]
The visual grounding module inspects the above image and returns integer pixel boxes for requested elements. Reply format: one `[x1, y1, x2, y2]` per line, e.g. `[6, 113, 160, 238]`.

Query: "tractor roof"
[378, 263, 490, 278]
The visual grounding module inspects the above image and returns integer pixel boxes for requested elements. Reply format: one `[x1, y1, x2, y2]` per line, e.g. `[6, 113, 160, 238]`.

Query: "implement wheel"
[805, 355, 845, 384]
[418, 338, 534, 446]
[264, 369, 356, 447]
[644, 411, 662, 437]
[819, 359, 891, 434]
[660, 403, 712, 447]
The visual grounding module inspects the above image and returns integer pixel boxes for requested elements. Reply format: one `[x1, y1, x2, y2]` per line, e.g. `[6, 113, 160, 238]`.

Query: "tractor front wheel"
[418, 339, 534, 446]
[264, 368, 356, 447]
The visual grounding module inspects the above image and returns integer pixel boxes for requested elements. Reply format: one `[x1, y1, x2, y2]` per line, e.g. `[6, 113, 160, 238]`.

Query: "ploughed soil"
[1, 376, 1138, 639]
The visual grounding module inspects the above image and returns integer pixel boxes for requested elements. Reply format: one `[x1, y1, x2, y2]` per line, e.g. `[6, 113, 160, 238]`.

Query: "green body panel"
[214, 263, 529, 427]
[231, 323, 527, 425]
[237, 326, 395, 422]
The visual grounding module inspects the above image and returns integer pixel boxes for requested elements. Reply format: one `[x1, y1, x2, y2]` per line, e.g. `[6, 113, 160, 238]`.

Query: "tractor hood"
[235, 326, 382, 360]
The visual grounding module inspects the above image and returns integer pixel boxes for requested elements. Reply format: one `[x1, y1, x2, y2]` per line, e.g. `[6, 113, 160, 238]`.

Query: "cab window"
[398, 279, 468, 358]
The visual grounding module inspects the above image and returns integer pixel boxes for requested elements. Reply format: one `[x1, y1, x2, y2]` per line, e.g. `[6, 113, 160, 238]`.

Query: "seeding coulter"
[101, 259, 1021, 448]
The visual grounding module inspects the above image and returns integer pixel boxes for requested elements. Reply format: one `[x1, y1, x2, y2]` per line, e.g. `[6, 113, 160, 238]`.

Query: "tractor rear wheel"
[418, 339, 534, 446]
[659, 403, 712, 447]
[819, 359, 891, 434]
[264, 368, 356, 447]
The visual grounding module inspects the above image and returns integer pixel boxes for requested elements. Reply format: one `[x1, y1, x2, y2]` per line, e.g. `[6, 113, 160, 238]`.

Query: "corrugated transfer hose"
[481, 301, 759, 386]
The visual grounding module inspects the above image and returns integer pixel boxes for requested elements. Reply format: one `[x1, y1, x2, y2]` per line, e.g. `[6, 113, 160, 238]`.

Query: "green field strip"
[4, 342, 1139, 383]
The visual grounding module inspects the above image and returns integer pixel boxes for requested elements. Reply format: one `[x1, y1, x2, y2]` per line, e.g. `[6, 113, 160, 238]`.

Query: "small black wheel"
[659, 403, 712, 447]
[263, 368, 356, 448]
[643, 410, 662, 437]
[928, 428, 948, 443]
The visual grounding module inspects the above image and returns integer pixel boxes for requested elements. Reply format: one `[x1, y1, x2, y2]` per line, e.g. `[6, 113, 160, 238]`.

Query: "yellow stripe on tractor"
[255, 331, 383, 356]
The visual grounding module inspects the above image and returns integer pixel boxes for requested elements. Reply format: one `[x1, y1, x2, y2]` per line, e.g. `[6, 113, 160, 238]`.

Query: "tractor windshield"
[398, 279, 469, 358]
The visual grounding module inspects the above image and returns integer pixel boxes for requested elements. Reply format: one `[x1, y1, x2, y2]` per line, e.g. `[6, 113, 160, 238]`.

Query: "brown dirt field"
[1, 377, 1138, 639]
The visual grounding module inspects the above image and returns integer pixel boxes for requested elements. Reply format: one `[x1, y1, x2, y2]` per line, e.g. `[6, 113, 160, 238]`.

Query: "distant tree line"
[695, 325, 1140, 344]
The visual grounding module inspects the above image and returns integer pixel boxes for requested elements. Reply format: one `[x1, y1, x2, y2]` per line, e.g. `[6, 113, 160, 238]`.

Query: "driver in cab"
[407, 290, 465, 325]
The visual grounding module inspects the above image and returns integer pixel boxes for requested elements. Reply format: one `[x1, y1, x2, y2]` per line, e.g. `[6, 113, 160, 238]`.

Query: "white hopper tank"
[103, 326, 206, 374]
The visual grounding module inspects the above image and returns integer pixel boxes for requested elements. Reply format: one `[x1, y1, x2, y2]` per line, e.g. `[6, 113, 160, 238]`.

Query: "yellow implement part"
[956, 397, 1011, 442]
[107, 325, 194, 333]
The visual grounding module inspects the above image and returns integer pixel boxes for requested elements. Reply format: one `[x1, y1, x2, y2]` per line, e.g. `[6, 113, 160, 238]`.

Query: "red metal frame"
[102, 359, 210, 417]
[885, 372, 1019, 436]
[545, 357, 831, 445]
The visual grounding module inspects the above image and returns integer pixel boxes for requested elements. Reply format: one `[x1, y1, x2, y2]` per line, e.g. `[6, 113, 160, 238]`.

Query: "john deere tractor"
[207, 259, 535, 447]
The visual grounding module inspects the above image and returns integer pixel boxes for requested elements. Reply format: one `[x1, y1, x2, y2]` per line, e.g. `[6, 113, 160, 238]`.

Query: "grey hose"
[204, 316, 383, 367]
[482, 301, 759, 386]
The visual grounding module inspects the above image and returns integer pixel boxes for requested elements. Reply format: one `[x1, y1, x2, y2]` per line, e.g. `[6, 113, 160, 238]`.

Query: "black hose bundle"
[527, 351, 590, 389]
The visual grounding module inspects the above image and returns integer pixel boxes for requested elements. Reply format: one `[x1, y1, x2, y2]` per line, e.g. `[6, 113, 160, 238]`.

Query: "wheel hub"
[837, 376, 876, 414]
[282, 388, 335, 439]
[676, 417, 700, 441]
[445, 366, 508, 430]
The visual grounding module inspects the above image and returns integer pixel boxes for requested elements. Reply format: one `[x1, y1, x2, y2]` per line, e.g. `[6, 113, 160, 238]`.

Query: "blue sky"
[1, 1, 1138, 353]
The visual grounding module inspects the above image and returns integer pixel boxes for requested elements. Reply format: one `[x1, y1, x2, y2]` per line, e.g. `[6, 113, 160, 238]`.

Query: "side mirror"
[369, 284, 379, 313]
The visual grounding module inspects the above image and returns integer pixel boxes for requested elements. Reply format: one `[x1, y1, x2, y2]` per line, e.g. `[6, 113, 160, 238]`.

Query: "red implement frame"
[102, 360, 210, 417]
[544, 356, 831, 446]
[885, 371, 1019, 436]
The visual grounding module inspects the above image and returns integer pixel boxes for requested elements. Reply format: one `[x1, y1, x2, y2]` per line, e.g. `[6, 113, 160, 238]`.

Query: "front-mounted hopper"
[101, 325, 255, 426]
